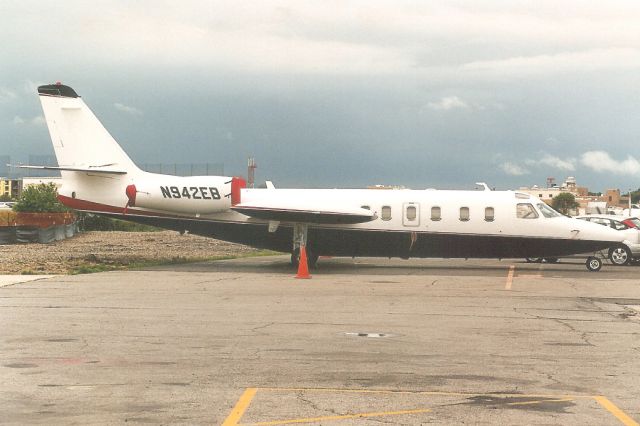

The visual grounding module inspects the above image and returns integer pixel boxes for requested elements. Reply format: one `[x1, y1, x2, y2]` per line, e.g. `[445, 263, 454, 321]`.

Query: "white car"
[575, 215, 640, 265]
[0, 202, 15, 209]
[622, 204, 640, 217]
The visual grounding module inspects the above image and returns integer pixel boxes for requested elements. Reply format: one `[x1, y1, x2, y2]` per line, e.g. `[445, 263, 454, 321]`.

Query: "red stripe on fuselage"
[58, 195, 126, 214]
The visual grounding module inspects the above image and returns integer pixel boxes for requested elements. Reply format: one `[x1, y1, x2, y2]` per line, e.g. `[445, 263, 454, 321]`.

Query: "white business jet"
[22, 83, 624, 272]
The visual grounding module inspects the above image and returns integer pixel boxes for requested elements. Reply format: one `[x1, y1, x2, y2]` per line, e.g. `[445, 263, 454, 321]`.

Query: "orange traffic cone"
[295, 246, 311, 279]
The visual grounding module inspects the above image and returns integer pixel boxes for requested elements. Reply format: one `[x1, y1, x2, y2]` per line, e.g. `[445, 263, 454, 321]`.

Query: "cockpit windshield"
[537, 203, 562, 218]
[516, 203, 539, 219]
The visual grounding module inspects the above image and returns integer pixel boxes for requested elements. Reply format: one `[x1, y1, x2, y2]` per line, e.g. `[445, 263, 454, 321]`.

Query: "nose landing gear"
[586, 256, 602, 272]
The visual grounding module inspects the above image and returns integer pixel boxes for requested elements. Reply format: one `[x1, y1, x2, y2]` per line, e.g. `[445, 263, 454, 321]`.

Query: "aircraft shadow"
[145, 256, 627, 277]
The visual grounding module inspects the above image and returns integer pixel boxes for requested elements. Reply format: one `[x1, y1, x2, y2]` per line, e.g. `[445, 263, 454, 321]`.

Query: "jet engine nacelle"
[125, 175, 245, 215]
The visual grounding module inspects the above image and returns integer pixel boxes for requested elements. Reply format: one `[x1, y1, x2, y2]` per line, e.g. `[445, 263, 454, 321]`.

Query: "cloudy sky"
[1, 1, 639, 190]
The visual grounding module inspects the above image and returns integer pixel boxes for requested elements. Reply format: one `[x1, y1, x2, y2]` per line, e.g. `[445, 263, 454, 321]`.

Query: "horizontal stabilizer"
[232, 203, 376, 225]
[14, 165, 127, 175]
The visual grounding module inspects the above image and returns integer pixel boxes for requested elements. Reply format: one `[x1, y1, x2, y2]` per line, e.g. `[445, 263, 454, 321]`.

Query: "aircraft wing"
[13, 165, 127, 175]
[232, 202, 376, 224]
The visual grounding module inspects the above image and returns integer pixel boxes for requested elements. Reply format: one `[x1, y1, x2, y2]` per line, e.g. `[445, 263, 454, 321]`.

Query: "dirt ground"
[0, 230, 261, 274]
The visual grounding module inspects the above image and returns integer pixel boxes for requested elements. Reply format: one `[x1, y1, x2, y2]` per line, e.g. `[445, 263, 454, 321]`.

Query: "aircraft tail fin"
[37, 83, 139, 174]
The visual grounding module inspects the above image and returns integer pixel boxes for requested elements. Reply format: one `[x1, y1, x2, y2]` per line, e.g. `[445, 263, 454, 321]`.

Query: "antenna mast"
[247, 157, 257, 188]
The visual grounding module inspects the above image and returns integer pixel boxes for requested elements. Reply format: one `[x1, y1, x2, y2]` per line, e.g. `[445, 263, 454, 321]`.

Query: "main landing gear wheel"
[608, 244, 632, 266]
[544, 257, 559, 264]
[586, 256, 602, 272]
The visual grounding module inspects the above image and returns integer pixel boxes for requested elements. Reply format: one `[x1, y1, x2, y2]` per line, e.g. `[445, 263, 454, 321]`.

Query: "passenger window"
[381, 206, 392, 221]
[516, 203, 539, 219]
[361, 205, 370, 210]
[485, 207, 495, 222]
[406, 205, 417, 221]
[459, 207, 470, 222]
[431, 206, 441, 221]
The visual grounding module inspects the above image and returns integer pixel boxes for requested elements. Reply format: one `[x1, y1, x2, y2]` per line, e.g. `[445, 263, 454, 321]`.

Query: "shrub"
[13, 183, 68, 213]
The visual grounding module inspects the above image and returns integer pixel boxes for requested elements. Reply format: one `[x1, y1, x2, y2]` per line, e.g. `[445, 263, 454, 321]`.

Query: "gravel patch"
[0, 231, 261, 274]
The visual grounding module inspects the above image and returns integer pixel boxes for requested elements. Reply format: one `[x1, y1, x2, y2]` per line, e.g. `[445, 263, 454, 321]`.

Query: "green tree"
[551, 192, 580, 215]
[12, 183, 68, 213]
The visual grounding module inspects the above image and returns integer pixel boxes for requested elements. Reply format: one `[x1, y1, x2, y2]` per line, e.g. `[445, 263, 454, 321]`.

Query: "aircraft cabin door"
[403, 202, 420, 227]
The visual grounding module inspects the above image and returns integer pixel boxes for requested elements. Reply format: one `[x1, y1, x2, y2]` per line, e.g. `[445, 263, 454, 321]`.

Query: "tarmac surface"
[1, 256, 639, 425]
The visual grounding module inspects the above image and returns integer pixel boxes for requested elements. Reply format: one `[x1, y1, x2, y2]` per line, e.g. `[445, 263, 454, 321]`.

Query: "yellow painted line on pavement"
[223, 388, 258, 426]
[505, 265, 515, 290]
[222, 387, 639, 426]
[247, 408, 432, 425]
[594, 396, 639, 426]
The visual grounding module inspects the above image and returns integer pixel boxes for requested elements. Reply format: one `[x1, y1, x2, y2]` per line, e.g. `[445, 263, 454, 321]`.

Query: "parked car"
[621, 216, 640, 230]
[622, 205, 640, 218]
[0, 202, 15, 209]
[575, 215, 640, 265]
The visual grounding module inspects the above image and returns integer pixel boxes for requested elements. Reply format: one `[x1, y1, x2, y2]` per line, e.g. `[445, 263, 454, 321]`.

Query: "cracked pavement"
[1, 256, 639, 424]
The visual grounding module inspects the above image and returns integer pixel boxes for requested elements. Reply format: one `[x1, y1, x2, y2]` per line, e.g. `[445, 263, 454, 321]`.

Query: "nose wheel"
[586, 256, 602, 272]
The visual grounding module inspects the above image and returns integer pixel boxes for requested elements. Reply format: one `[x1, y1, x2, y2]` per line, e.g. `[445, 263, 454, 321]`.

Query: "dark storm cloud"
[1, 1, 640, 191]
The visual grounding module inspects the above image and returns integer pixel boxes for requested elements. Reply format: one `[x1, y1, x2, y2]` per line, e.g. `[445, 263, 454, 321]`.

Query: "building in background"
[0, 178, 22, 200]
[518, 176, 632, 215]
[518, 176, 587, 201]
[0, 177, 62, 200]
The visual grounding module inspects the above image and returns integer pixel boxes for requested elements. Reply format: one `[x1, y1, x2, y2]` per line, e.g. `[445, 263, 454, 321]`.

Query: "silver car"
[575, 215, 640, 266]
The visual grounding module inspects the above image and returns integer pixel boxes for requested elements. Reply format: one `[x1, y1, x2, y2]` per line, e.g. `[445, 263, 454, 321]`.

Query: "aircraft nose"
[573, 219, 624, 243]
